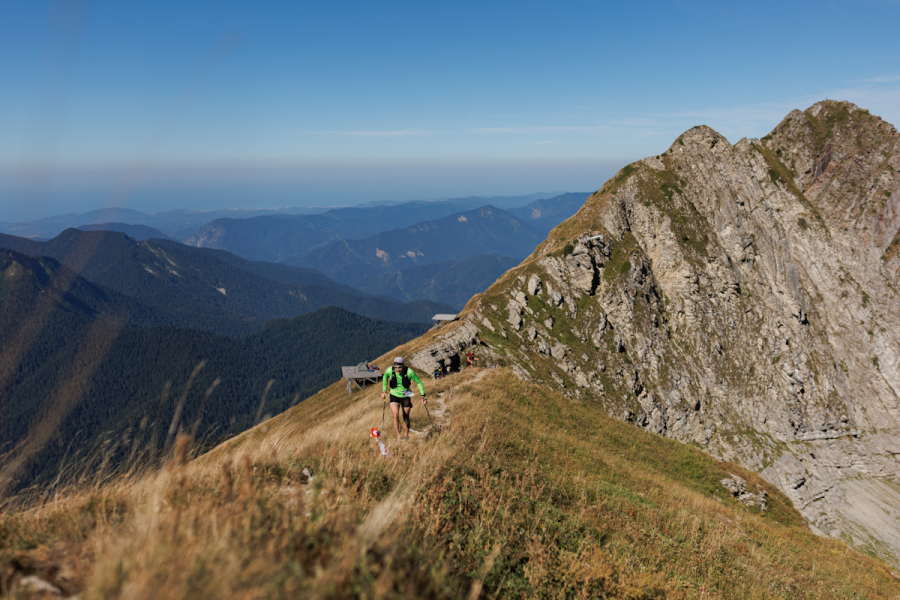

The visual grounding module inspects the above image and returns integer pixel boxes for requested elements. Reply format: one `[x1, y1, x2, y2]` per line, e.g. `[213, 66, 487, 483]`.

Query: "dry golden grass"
[0, 368, 898, 598]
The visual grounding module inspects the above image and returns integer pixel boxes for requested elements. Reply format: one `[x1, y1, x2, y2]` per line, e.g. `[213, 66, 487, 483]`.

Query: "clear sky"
[2, 0, 899, 221]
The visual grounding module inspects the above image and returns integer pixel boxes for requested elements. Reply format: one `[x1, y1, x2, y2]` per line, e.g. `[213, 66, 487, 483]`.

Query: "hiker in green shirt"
[381, 357, 426, 440]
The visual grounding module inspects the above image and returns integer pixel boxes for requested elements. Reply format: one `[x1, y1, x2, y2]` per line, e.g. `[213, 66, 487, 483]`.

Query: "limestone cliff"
[411, 101, 900, 567]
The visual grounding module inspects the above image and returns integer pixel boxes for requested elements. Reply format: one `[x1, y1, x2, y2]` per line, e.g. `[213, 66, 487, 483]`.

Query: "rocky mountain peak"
[409, 100, 900, 567]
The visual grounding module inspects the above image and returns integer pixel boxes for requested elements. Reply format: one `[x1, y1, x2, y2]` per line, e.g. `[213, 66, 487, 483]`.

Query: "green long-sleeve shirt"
[382, 366, 425, 397]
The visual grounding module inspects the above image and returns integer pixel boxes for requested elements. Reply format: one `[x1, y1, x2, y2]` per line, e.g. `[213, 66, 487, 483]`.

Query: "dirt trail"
[409, 390, 449, 438]
[409, 368, 488, 439]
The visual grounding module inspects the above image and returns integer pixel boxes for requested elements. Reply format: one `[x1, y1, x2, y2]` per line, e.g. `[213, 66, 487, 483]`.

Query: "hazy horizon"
[2, 1, 899, 222]
[0, 159, 619, 222]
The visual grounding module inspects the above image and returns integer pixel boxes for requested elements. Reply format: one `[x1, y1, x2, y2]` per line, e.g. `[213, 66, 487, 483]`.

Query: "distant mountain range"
[352, 254, 521, 309]
[284, 205, 541, 283]
[0, 229, 452, 336]
[0, 193, 587, 316]
[0, 206, 333, 242]
[184, 193, 587, 306]
[185, 194, 576, 262]
[0, 193, 565, 242]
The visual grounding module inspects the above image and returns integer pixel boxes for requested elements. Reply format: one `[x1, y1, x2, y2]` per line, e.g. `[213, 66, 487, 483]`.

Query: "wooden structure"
[342, 364, 382, 394]
[432, 313, 458, 327]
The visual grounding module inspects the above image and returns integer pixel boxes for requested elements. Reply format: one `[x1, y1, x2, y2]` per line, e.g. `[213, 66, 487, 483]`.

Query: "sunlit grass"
[0, 368, 897, 598]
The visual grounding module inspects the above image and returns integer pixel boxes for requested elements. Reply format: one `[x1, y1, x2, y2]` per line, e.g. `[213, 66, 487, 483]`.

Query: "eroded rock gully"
[411, 101, 900, 567]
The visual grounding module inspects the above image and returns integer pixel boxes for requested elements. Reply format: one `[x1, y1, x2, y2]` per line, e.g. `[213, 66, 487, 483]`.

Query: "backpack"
[389, 366, 411, 389]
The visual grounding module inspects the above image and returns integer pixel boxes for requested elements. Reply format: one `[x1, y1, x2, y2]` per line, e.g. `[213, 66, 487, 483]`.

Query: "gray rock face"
[550, 342, 567, 361]
[429, 101, 900, 568]
[536, 337, 551, 356]
[506, 299, 523, 330]
[410, 320, 481, 372]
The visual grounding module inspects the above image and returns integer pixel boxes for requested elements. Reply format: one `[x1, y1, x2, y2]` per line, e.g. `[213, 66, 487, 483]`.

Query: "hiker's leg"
[402, 406, 412, 435]
[390, 402, 402, 438]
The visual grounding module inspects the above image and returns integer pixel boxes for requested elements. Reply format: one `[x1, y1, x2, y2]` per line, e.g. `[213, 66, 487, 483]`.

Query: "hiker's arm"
[410, 369, 425, 395]
[381, 369, 390, 397]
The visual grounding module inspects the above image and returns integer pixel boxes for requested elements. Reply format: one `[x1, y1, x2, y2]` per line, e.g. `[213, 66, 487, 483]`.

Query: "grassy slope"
[2, 366, 897, 598]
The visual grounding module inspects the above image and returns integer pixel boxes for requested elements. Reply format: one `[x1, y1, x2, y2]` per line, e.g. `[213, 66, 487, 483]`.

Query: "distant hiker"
[433, 365, 442, 380]
[381, 357, 426, 441]
[466, 351, 477, 369]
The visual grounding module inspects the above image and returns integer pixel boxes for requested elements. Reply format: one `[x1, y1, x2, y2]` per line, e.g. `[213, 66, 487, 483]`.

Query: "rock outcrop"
[720, 475, 768, 511]
[417, 101, 900, 567]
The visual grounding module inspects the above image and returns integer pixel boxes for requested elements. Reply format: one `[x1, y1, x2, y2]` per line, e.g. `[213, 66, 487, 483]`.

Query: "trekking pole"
[381, 397, 386, 432]
[424, 401, 435, 429]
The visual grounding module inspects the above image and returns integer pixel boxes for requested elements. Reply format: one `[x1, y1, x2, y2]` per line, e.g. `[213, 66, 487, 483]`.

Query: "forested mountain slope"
[186, 243, 365, 294]
[0, 285, 427, 492]
[77, 222, 174, 241]
[408, 101, 900, 568]
[0, 248, 170, 331]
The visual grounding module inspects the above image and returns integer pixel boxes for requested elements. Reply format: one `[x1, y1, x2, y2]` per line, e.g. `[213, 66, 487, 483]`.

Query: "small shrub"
[660, 183, 682, 200]
[798, 218, 809, 230]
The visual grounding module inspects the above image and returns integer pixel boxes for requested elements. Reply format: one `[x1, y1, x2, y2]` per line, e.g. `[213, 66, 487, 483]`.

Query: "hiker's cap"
[393, 357, 404, 365]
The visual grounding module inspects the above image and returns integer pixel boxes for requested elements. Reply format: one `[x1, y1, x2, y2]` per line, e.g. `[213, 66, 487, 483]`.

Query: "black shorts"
[389, 395, 413, 409]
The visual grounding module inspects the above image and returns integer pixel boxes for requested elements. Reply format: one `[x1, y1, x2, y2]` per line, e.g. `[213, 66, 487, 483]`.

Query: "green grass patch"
[603, 231, 639, 283]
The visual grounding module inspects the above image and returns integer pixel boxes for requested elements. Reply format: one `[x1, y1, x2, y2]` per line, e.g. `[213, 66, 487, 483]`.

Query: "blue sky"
[2, 0, 899, 221]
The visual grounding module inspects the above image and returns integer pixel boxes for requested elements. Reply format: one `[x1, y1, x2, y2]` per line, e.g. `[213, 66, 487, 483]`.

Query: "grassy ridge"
[1, 368, 896, 598]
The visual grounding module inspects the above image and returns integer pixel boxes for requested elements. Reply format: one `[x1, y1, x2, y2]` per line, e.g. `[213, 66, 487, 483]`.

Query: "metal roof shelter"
[432, 313, 458, 326]
[341, 364, 382, 394]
